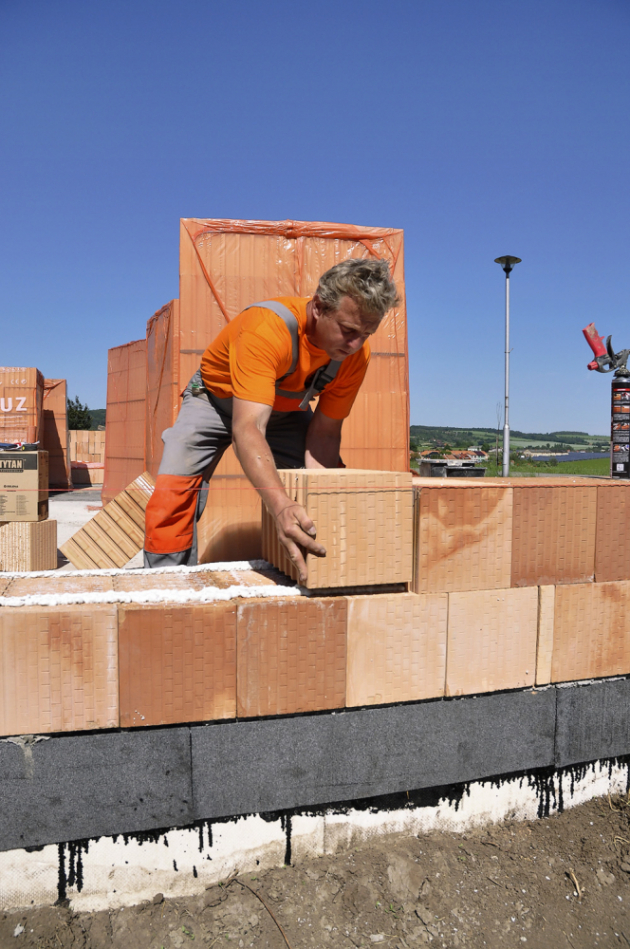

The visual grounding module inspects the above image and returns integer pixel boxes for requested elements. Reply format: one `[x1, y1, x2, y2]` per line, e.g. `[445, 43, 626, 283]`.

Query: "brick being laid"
[552, 581, 630, 682]
[412, 481, 513, 594]
[237, 596, 346, 717]
[346, 592, 447, 707]
[262, 469, 413, 589]
[446, 587, 538, 696]
[60, 471, 154, 569]
[0, 604, 118, 736]
[511, 481, 598, 587]
[118, 601, 237, 727]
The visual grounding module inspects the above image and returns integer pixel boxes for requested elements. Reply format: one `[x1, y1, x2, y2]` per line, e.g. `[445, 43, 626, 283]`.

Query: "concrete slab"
[191, 688, 556, 819]
[0, 727, 192, 851]
[556, 678, 630, 767]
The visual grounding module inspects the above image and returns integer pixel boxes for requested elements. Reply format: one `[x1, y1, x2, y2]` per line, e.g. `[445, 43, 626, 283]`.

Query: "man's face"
[311, 294, 381, 360]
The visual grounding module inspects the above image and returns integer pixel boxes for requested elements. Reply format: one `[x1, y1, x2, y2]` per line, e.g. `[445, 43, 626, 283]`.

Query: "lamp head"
[494, 255, 522, 276]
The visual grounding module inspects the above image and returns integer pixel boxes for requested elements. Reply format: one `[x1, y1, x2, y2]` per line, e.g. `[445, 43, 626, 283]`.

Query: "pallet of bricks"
[0, 367, 56, 571]
[102, 218, 409, 564]
[70, 429, 106, 486]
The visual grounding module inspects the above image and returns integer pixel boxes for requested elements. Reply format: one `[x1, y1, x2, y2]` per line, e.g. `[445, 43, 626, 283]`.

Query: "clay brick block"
[197, 467, 263, 563]
[0, 604, 118, 736]
[262, 469, 413, 589]
[346, 592, 447, 706]
[446, 587, 538, 696]
[61, 471, 154, 569]
[0, 520, 57, 571]
[113, 572, 206, 594]
[511, 484, 597, 586]
[536, 585, 555, 685]
[119, 602, 237, 726]
[4, 574, 114, 598]
[237, 597, 346, 716]
[595, 484, 630, 582]
[412, 484, 513, 594]
[552, 581, 630, 682]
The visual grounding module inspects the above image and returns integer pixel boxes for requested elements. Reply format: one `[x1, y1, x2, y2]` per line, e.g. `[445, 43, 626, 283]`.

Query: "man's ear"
[311, 293, 323, 322]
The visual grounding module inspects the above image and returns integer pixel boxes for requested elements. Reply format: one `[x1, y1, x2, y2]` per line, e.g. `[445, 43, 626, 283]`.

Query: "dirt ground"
[4, 794, 630, 949]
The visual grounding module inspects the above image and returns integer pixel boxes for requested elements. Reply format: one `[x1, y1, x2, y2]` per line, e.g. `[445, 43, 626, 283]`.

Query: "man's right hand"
[273, 501, 326, 585]
[231, 397, 327, 584]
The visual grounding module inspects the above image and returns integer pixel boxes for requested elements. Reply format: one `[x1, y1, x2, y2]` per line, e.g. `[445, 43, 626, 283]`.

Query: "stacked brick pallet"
[102, 219, 410, 561]
[43, 379, 71, 489]
[0, 367, 58, 570]
[2, 473, 630, 738]
[69, 429, 106, 486]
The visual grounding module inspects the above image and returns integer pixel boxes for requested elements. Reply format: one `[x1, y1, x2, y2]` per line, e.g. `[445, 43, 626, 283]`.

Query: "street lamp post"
[494, 255, 522, 477]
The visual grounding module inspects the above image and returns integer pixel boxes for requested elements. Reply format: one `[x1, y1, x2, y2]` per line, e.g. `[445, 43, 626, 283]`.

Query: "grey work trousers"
[143, 370, 311, 568]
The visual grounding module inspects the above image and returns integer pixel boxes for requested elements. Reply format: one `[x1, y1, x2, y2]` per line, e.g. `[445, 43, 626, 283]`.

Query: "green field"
[482, 457, 610, 477]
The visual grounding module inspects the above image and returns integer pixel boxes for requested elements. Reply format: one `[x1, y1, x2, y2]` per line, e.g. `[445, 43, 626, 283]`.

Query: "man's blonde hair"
[315, 258, 399, 319]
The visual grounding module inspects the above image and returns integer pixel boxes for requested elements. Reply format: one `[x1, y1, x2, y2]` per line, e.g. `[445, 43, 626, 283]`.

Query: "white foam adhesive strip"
[0, 559, 271, 580]
[0, 583, 302, 609]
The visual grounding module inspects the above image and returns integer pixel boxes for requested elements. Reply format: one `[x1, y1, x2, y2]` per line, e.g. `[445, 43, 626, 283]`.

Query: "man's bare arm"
[231, 398, 325, 583]
[304, 406, 343, 469]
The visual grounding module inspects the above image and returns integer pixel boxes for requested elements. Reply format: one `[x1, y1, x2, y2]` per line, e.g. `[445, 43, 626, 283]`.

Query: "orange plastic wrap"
[0, 367, 44, 445]
[42, 379, 71, 489]
[179, 218, 407, 380]
[102, 340, 146, 504]
[145, 300, 181, 477]
[175, 218, 410, 560]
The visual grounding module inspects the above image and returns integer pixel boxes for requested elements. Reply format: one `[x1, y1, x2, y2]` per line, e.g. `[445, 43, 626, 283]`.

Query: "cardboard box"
[237, 596, 346, 717]
[118, 602, 237, 727]
[412, 482, 513, 594]
[60, 470, 154, 569]
[0, 519, 57, 571]
[0, 451, 49, 521]
[552, 581, 630, 682]
[346, 592, 447, 707]
[446, 587, 538, 696]
[0, 604, 118, 736]
[0, 366, 44, 445]
[262, 469, 413, 589]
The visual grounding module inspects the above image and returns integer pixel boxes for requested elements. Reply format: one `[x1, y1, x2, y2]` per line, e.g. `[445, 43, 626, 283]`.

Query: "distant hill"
[89, 408, 106, 430]
[410, 424, 609, 450]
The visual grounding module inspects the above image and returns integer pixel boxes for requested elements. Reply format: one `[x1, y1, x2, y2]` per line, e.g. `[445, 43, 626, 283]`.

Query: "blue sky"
[1, 0, 628, 433]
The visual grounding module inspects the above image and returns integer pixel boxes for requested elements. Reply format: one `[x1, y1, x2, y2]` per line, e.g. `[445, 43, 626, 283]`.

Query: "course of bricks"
[1, 474, 630, 740]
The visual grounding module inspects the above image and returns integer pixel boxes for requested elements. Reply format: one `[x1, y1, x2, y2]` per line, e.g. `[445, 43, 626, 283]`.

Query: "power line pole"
[494, 255, 522, 476]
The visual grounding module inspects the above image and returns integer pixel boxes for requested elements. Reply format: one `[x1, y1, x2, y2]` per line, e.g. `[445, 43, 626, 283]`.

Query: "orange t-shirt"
[200, 297, 370, 419]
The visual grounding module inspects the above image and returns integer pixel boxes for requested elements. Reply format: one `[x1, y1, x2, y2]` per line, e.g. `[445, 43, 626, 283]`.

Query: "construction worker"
[143, 258, 399, 581]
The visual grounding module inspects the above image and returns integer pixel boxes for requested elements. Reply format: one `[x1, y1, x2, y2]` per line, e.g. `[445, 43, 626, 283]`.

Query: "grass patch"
[484, 458, 610, 477]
